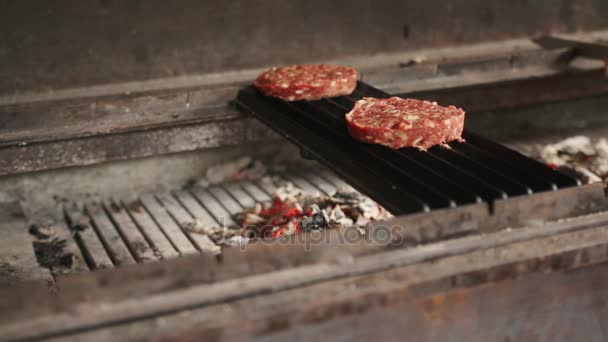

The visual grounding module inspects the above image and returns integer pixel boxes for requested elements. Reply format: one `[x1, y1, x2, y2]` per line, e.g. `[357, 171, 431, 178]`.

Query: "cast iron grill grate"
[236, 81, 580, 215]
[55, 170, 352, 271]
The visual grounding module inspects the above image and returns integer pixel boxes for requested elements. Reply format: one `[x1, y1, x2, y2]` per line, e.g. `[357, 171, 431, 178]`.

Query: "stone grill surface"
[48, 170, 353, 272]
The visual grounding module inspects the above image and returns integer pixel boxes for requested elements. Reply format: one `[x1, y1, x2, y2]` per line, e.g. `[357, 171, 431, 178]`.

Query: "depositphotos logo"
[231, 223, 422, 251]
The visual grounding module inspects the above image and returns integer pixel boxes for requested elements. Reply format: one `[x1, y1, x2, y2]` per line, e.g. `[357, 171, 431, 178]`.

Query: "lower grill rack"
[40, 170, 352, 273]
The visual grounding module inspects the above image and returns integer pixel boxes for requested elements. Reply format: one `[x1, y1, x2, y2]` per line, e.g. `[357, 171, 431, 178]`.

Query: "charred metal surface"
[405, 68, 608, 113]
[368, 203, 488, 249]
[490, 183, 608, 230]
[0, 202, 53, 287]
[0, 87, 243, 146]
[467, 96, 608, 144]
[534, 35, 608, 61]
[6, 210, 608, 321]
[2, 1, 608, 96]
[257, 261, 608, 342]
[365, 184, 607, 249]
[0, 118, 275, 176]
[4, 216, 608, 341]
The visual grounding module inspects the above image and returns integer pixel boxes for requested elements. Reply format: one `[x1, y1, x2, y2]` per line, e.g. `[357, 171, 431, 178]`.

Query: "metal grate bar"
[189, 187, 237, 228]
[449, 141, 556, 191]
[156, 194, 219, 255]
[257, 178, 279, 198]
[121, 199, 179, 260]
[64, 204, 113, 269]
[241, 181, 272, 202]
[319, 171, 356, 192]
[428, 146, 532, 196]
[173, 190, 218, 229]
[398, 148, 507, 201]
[281, 174, 326, 196]
[104, 200, 159, 263]
[85, 202, 136, 266]
[140, 194, 198, 255]
[224, 182, 258, 209]
[463, 132, 580, 188]
[207, 186, 244, 217]
[300, 172, 338, 196]
[51, 220, 90, 273]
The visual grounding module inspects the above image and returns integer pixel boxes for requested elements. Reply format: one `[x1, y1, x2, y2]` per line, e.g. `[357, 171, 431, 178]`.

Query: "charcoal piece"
[28, 224, 50, 239]
[33, 238, 74, 269]
[182, 178, 197, 190]
[109, 202, 121, 212]
[70, 223, 88, 231]
[301, 213, 327, 232]
[126, 200, 144, 213]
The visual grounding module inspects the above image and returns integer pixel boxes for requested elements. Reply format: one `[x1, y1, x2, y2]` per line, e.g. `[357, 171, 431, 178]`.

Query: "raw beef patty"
[345, 97, 465, 150]
[253, 64, 357, 101]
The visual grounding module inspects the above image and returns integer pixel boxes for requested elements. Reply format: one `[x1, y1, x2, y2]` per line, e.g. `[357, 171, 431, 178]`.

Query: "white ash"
[591, 138, 608, 178]
[224, 235, 250, 247]
[328, 205, 353, 227]
[282, 183, 393, 227]
[180, 181, 393, 252]
[539, 136, 608, 184]
[235, 182, 393, 236]
[541, 136, 596, 162]
[182, 221, 248, 247]
[274, 181, 306, 202]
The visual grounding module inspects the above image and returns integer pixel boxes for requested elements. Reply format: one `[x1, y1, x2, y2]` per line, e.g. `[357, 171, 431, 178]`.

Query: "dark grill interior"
[237, 82, 580, 215]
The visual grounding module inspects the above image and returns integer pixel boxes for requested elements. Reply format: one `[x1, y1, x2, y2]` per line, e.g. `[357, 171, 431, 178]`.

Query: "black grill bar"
[463, 132, 581, 188]
[449, 142, 556, 192]
[428, 146, 533, 196]
[402, 149, 508, 201]
[236, 81, 580, 214]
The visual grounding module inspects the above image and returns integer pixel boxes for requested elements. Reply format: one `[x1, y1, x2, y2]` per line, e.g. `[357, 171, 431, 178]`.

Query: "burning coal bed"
[184, 181, 393, 248]
[539, 136, 608, 186]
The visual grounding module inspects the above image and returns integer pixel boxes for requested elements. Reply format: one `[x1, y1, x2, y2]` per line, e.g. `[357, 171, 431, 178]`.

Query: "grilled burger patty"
[345, 97, 465, 150]
[253, 64, 357, 101]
